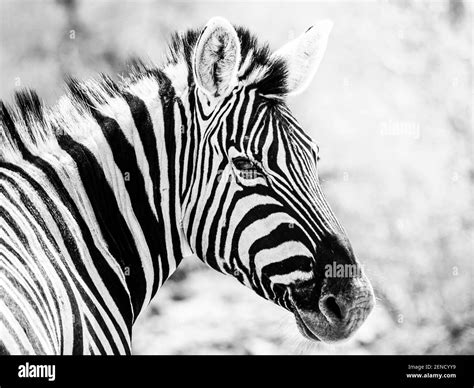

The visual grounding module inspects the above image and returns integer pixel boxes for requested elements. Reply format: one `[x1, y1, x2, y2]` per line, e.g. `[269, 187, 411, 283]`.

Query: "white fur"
[193, 17, 241, 98]
[272, 20, 333, 95]
[163, 61, 189, 98]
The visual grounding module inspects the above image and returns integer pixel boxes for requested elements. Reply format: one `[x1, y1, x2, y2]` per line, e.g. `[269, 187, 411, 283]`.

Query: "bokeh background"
[0, 0, 472, 355]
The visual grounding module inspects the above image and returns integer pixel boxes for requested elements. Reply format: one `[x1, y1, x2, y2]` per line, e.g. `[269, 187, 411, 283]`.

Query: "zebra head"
[180, 17, 375, 343]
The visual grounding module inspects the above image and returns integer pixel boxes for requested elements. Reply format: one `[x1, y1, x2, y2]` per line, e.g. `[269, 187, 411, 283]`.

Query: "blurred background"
[0, 0, 472, 355]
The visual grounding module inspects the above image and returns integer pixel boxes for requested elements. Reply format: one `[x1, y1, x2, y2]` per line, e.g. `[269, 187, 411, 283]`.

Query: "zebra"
[0, 17, 375, 355]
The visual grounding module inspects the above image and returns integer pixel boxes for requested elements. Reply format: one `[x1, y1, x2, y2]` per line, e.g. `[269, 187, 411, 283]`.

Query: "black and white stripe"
[0, 17, 372, 354]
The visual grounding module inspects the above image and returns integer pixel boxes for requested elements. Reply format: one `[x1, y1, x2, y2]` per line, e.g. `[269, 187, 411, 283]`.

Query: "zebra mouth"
[289, 278, 376, 343]
[292, 307, 321, 341]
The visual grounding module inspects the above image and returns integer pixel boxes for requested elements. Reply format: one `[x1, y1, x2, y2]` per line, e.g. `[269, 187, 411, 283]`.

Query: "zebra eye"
[233, 157, 255, 171]
[232, 156, 262, 181]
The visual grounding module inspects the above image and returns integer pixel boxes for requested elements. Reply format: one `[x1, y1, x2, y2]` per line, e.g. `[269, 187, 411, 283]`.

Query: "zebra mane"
[0, 25, 288, 162]
[0, 77, 124, 163]
[164, 26, 288, 96]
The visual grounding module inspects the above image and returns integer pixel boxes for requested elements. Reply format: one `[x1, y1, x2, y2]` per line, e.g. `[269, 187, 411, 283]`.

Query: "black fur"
[14, 89, 45, 126]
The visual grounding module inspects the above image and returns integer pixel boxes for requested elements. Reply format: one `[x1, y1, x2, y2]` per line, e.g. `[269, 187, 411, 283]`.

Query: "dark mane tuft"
[254, 58, 288, 96]
[13, 89, 45, 126]
[0, 100, 21, 155]
[236, 26, 288, 95]
[126, 57, 151, 75]
[66, 74, 121, 112]
[167, 29, 200, 87]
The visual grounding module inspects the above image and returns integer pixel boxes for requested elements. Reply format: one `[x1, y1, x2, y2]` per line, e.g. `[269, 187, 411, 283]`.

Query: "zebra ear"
[272, 20, 333, 96]
[193, 17, 241, 98]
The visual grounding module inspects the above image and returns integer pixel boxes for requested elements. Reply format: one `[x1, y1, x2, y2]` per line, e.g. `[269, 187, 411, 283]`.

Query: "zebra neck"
[61, 74, 193, 319]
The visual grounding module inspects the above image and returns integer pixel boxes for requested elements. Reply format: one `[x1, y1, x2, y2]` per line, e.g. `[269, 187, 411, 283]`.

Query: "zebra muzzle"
[290, 273, 375, 343]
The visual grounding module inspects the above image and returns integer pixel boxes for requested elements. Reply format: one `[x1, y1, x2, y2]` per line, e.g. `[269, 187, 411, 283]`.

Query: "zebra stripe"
[1, 18, 371, 353]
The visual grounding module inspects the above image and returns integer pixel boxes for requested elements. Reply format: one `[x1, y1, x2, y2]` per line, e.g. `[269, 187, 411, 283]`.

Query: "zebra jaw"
[292, 307, 321, 341]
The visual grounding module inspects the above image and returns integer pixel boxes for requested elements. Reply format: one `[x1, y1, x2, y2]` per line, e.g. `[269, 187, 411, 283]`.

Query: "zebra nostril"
[320, 295, 344, 322]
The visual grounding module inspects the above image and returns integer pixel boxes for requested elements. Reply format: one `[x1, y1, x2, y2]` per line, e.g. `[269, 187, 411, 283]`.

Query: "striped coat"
[0, 17, 374, 354]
